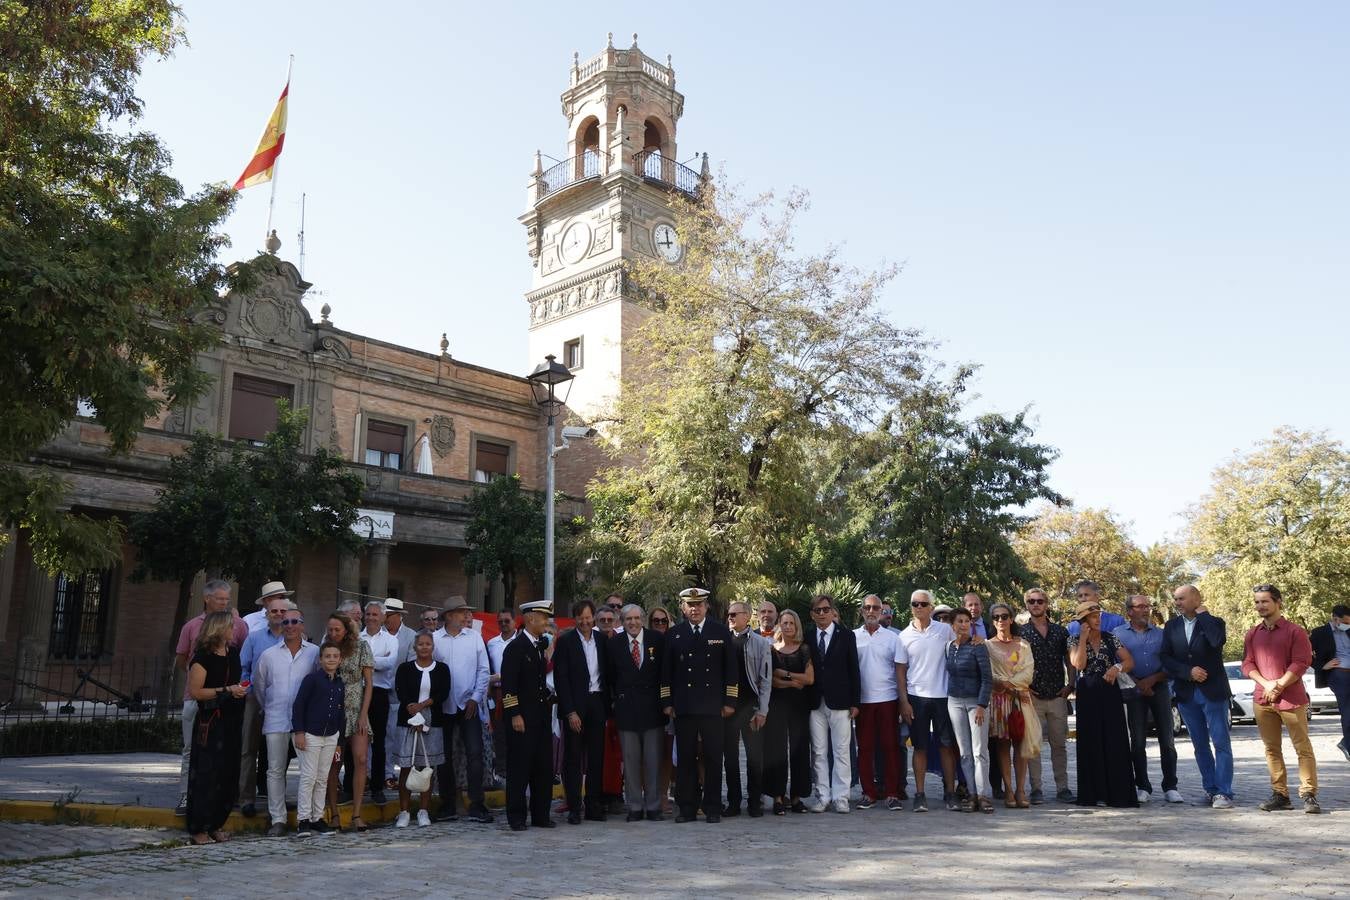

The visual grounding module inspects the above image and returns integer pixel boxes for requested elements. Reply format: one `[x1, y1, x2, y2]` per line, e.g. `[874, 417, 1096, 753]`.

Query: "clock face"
[559, 220, 592, 265]
[652, 223, 681, 262]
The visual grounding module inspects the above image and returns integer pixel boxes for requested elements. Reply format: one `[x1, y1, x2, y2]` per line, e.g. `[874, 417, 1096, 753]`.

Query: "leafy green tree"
[132, 404, 363, 643]
[464, 475, 545, 608]
[1, 1, 251, 573]
[1185, 427, 1350, 639]
[1012, 505, 1143, 619]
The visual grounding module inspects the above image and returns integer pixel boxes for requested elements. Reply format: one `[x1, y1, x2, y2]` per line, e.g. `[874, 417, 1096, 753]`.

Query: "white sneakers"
[394, 811, 411, 828]
[804, 797, 828, 813]
[416, 810, 431, 827]
[1211, 795, 1233, 809]
[831, 798, 850, 814]
[1164, 790, 1184, 804]
[1137, 789, 1150, 803]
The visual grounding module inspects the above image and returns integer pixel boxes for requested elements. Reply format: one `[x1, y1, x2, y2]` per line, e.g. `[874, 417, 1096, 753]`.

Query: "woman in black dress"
[762, 609, 816, 815]
[186, 611, 247, 843]
[1068, 600, 1138, 808]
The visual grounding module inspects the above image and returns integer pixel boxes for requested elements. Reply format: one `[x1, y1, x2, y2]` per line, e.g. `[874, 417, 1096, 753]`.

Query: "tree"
[1, 2, 251, 573]
[463, 475, 544, 608]
[1012, 506, 1143, 618]
[587, 184, 933, 600]
[1185, 428, 1350, 639]
[132, 404, 364, 644]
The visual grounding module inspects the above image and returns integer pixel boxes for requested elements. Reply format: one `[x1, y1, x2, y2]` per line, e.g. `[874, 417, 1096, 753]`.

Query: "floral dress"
[985, 636, 1042, 757]
[338, 639, 375, 737]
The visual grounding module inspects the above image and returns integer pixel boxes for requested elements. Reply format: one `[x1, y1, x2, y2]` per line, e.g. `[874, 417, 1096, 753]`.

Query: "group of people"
[174, 575, 1348, 842]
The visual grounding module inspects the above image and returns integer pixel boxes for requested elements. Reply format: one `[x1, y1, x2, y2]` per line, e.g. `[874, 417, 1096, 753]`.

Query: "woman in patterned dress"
[985, 602, 1041, 808]
[323, 611, 375, 830]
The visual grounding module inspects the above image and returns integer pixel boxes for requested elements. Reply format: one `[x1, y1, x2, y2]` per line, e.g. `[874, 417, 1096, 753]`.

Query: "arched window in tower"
[642, 118, 668, 181]
[578, 117, 601, 179]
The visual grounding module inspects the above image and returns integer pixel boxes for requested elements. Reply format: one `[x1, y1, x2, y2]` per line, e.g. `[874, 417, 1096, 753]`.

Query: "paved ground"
[0, 718, 1345, 897]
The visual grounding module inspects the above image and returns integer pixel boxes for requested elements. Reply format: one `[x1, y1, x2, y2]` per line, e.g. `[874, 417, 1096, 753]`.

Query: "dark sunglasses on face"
[651, 618, 668, 625]
[1027, 598, 1046, 605]
[992, 613, 1012, 621]
[811, 607, 831, 614]
[911, 601, 931, 608]
[862, 605, 883, 611]
[281, 618, 303, 626]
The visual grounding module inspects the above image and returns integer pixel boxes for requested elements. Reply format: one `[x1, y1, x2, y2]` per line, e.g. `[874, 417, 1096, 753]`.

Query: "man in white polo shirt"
[854, 594, 910, 811]
[898, 589, 959, 812]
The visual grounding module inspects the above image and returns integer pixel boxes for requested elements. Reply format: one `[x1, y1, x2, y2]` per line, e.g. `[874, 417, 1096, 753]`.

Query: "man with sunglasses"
[854, 594, 907, 811]
[419, 609, 442, 636]
[1022, 587, 1075, 804]
[806, 594, 861, 813]
[487, 609, 520, 783]
[253, 609, 319, 836]
[723, 601, 772, 817]
[898, 589, 958, 812]
[1113, 595, 1183, 804]
[237, 593, 292, 817]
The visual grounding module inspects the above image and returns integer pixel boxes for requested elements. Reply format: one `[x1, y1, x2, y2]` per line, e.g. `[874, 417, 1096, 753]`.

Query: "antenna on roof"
[297, 192, 307, 277]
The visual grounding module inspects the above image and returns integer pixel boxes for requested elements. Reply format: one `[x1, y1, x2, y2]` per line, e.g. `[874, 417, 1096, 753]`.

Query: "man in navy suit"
[1160, 584, 1234, 808]
[805, 594, 861, 813]
[607, 604, 667, 821]
[554, 599, 609, 824]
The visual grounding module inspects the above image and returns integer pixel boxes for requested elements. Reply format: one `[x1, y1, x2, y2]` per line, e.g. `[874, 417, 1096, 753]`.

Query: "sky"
[135, 2, 1350, 547]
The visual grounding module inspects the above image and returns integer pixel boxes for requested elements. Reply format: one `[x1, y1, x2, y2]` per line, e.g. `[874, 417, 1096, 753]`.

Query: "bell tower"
[520, 32, 707, 423]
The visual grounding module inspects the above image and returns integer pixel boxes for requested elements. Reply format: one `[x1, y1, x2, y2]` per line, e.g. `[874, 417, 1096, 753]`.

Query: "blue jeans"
[1330, 668, 1350, 749]
[1176, 693, 1233, 799]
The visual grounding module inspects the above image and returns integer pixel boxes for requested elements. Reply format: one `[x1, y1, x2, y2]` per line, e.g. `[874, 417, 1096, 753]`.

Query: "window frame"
[469, 434, 517, 483]
[563, 336, 584, 371]
[225, 370, 298, 444]
[48, 567, 118, 660]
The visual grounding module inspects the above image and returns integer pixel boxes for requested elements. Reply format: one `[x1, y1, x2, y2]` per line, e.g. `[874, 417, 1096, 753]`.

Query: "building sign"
[351, 508, 395, 540]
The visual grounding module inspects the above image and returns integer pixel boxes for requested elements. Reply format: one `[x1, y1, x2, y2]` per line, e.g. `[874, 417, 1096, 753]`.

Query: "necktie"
[694, 624, 701, 637]
[632, 638, 641, 667]
[819, 630, 828, 655]
[535, 638, 547, 654]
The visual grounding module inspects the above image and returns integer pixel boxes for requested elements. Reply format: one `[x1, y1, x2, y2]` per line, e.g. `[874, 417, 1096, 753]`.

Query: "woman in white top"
[392, 633, 450, 827]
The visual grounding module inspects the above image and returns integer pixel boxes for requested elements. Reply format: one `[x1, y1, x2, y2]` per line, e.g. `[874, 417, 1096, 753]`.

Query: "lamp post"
[526, 354, 574, 608]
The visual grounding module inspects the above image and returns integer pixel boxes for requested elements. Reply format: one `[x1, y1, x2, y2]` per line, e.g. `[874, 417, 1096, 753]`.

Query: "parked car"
[1304, 674, 1338, 715]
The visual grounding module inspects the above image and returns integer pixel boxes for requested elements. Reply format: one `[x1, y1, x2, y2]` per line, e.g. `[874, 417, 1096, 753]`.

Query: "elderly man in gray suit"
[723, 600, 774, 817]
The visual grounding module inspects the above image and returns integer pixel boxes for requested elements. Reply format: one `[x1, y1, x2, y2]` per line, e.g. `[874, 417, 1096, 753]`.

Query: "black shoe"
[311, 819, 333, 835]
[790, 800, 808, 814]
[567, 811, 582, 825]
[240, 803, 257, 818]
[468, 808, 495, 824]
[295, 820, 312, 838]
[371, 790, 387, 805]
[265, 823, 287, 837]
[432, 809, 459, 823]
[1303, 794, 1322, 815]
[645, 810, 664, 821]
[720, 804, 741, 817]
[509, 822, 528, 832]
[675, 813, 696, 823]
[747, 804, 763, 818]
[772, 800, 786, 816]
[534, 819, 557, 828]
[705, 814, 721, 823]
[1258, 792, 1293, 812]
[626, 811, 644, 822]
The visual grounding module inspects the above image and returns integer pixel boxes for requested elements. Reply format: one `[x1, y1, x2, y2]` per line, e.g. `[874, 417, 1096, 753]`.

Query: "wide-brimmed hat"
[255, 581, 294, 605]
[1073, 599, 1102, 622]
[383, 598, 405, 612]
[443, 596, 476, 613]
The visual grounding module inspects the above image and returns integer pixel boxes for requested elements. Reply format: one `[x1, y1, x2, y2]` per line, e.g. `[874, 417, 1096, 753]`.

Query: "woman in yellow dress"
[984, 602, 1041, 808]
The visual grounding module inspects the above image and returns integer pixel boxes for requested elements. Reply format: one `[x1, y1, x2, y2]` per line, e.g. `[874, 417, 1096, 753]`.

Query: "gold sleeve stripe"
[659, 687, 671, 698]
[726, 686, 739, 697]
[503, 694, 519, 708]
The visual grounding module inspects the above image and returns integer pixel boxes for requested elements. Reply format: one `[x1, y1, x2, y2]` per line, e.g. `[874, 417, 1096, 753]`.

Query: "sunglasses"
[862, 605, 883, 611]
[811, 607, 832, 614]
[992, 613, 1012, 621]
[650, 618, 669, 625]
[910, 601, 931, 608]
[281, 618, 303, 626]
[1026, 598, 1047, 605]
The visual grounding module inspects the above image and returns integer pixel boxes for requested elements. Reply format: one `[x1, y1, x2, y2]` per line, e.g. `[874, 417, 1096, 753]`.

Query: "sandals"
[189, 833, 212, 846]
[979, 797, 996, 814]
[1016, 793, 1031, 809]
[772, 799, 787, 816]
[351, 815, 369, 833]
[208, 830, 231, 843]
[1004, 793, 1017, 809]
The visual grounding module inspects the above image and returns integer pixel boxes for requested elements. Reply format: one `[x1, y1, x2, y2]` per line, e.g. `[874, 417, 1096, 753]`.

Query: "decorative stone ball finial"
[265, 229, 281, 254]
[439, 333, 449, 355]
[320, 301, 331, 323]
[631, 32, 639, 48]
[607, 31, 614, 49]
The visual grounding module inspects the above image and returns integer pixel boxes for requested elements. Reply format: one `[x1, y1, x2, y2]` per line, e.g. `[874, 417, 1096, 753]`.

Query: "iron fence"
[0, 651, 182, 756]
[538, 150, 608, 199]
[633, 150, 702, 196]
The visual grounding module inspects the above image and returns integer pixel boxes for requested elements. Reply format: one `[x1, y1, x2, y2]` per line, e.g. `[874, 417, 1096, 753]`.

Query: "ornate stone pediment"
[221, 258, 315, 351]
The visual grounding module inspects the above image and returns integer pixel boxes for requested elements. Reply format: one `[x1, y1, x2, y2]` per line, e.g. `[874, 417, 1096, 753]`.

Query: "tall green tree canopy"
[1186, 427, 1350, 633]
[463, 474, 545, 607]
[1013, 505, 1145, 617]
[1, 1, 249, 572]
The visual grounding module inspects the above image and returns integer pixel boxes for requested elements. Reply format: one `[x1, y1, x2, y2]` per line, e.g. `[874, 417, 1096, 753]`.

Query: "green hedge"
[0, 717, 180, 757]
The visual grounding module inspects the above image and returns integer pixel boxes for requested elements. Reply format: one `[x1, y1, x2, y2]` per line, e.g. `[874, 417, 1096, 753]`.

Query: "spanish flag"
[233, 80, 289, 190]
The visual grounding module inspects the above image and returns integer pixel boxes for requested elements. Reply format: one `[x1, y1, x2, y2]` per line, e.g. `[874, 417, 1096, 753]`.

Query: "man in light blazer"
[1160, 584, 1234, 808]
[723, 600, 773, 817]
[606, 604, 667, 821]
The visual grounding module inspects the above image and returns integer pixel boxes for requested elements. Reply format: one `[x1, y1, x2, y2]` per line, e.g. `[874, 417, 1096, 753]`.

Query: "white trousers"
[809, 702, 853, 803]
[296, 732, 339, 823]
[264, 731, 294, 825]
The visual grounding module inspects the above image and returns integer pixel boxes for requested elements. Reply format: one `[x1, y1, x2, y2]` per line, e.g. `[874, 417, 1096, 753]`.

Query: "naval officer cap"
[678, 587, 710, 603]
[520, 599, 553, 617]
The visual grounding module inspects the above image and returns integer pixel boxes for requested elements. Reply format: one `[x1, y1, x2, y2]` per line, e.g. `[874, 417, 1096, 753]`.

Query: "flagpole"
[264, 54, 294, 245]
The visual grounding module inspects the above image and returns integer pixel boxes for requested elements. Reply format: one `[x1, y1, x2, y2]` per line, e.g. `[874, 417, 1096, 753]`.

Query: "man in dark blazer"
[805, 594, 861, 813]
[500, 600, 557, 832]
[1160, 584, 1234, 806]
[553, 599, 609, 823]
[660, 587, 738, 824]
[1309, 603, 1350, 762]
[606, 603, 667, 820]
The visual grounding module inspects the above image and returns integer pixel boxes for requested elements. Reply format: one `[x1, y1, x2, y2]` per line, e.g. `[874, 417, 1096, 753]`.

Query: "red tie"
[632, 637, 641, 668]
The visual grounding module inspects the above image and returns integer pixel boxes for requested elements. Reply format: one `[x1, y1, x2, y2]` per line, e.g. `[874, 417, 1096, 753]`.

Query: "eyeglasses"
[910, 601, 931, 608]
[650, 618, 669, 625]
[1026, 598, 1047, 605]
[281, 618, 303, 626]
[991, 613, 1012, 621]
[862, 605, 883, 611]
[811, 607, 832, 614]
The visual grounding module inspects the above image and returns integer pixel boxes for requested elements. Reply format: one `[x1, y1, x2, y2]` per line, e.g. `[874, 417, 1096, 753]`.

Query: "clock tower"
[520, 33, 707, 423]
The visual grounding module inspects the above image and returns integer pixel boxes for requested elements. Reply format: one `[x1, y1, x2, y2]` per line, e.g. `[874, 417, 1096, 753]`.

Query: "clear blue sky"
[137, 2, 1350, 547]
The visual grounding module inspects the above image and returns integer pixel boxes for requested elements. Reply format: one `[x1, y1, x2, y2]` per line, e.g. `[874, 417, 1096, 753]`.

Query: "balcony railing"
[538, 150, 608, 200]
[633, 151, 702, 196]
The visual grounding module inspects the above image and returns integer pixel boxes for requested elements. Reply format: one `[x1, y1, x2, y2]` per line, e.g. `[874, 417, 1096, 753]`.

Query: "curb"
[0, 785, 565, 832]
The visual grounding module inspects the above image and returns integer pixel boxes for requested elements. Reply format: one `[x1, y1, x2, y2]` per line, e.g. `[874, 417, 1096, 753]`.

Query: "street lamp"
[526, 354, 574, 608]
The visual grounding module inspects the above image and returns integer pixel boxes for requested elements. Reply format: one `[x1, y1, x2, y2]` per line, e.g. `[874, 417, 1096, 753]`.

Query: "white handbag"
[404, 725, 435, 793]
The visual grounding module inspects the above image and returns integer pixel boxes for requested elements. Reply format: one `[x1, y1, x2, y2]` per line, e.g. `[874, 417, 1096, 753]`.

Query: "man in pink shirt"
[172, 579, 250, 816]
[1242, 584, 1319, 814]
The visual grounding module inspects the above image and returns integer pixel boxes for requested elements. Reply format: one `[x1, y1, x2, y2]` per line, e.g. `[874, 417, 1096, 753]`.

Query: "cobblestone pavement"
[0, 822, 176, 863]
[1, 719, 1345, 898]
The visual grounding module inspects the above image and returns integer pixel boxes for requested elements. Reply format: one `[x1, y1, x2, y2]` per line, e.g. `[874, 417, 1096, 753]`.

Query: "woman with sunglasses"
[1069, 599, 1138, 808]
[986, 602, 1041, 808]
[763, 609, 816, 815]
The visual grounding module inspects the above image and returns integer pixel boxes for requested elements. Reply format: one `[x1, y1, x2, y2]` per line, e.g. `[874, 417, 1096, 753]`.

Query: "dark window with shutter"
[49, 569, 115, 659]
[228, 374, 293, 442]
[474, 440, 511, 482]
[365, 420, 406, 470]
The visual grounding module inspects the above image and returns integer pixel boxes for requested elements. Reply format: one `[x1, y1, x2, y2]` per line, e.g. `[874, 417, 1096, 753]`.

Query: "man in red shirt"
[1242, 584, 1320, 814]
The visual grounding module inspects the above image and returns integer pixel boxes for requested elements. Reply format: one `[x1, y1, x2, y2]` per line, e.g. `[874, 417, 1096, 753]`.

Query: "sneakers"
[944, 792, 960, 812]
[1211, 794, 1234, 809]
[174, 793, 188, 817]
[311, 819, 333, 835]
[1055, 789, 1076, 803]
[1338, 739, 1350, 764]
[1303, 794, 1322, 815]
[1029, 788, 1045, 805]
[417, 809, 432, 827]
[266, 823, 287, 837]
[886, 796, 903, 812]
[1136, 789, 1150, 804]
[857, 796, 875, 810]
[831, 798, 850, 814]
[394, 811, 411, 828]
[912, 793, 928, 812]
[1258, 792, 1292, 812]
[804, 797, 827, 813]
[1164, 789, 1184, 804]
[295, 820, 312, 838]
